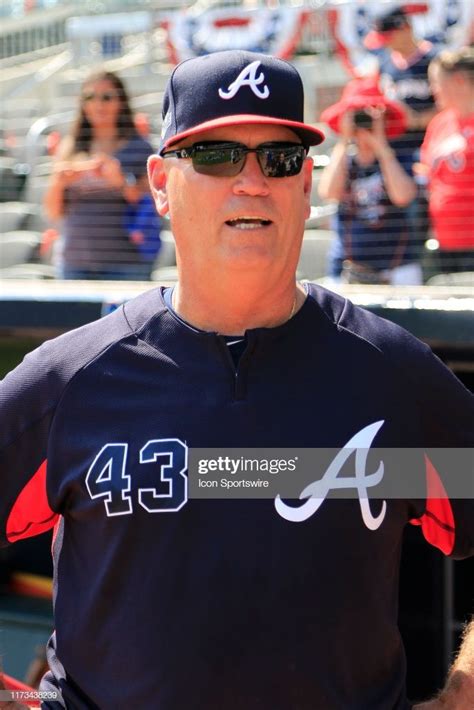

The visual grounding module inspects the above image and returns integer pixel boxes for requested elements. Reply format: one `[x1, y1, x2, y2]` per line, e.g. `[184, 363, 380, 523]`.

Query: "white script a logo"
[275, 421, 387, 530]
[218, 60, 270, 100]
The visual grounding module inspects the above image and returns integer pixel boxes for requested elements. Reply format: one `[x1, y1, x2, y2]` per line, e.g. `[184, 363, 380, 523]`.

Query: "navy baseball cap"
[159, 50, 324, 154]
[364, 4, 427, 49]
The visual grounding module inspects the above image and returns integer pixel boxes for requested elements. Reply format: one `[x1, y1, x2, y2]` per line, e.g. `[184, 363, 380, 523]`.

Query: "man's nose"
[232, 153, 270, 196]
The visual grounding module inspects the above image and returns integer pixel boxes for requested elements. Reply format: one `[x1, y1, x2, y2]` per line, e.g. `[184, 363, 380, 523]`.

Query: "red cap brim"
[161, 114, 325, 152]
[320, 97, 407, 139]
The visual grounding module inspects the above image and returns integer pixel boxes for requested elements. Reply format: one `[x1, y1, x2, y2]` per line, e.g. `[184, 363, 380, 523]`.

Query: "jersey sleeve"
[402, 341, 474, 559]
[0, 307, 134, 547]
[0, 338, 65, 546]
[333, 293, 474, 559]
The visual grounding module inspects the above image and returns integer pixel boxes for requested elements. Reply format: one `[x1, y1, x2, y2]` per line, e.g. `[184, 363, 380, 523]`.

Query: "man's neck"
[455, 90, 474, 118]
[171, 279, 306, 335]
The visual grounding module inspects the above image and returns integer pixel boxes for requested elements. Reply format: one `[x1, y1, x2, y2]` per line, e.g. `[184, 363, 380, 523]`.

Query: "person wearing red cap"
[318, 77, 423, 284]
[419, 47, 474, 274]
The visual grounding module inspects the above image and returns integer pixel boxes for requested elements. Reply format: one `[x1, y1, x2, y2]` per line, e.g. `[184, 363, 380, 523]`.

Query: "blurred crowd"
[0, 3, 473, 285]
[318, 6, 474, 286]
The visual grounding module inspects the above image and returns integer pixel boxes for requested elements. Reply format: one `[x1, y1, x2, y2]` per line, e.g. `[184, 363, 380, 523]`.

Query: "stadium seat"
[153, 229, 176, 269]
[0, 263, 56, 279]
[0, 157, 27, 202]
[297, 230, 334, 280]
[426, 272, 474, 286]
[0, 230, 41, 268]
[0, 202, 45, 233]
[305, 203, 337, 230]
[151, 265, 179, 282]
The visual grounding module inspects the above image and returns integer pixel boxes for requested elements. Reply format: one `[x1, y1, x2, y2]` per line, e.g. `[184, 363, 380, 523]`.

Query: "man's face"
[382, 23, 410, 52]
[148, 124, 313, 280]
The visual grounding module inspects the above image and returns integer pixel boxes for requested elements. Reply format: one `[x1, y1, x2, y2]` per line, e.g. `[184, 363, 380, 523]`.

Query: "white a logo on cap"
[218, 60, 270, 100]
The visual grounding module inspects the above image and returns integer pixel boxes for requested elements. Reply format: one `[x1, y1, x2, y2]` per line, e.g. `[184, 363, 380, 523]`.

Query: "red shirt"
[421, 109, 474, 250]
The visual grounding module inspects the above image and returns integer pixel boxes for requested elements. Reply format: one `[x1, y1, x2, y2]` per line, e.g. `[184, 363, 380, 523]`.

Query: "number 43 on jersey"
[85, 439, 188, 516]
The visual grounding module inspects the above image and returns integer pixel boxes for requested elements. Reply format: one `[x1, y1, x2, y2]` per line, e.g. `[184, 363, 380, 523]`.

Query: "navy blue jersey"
[336, 156, 422, 269]
[0, 284, 473, 710]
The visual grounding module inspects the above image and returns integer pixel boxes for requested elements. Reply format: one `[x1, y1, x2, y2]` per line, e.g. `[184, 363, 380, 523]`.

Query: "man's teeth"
[226, 217, 271, 229]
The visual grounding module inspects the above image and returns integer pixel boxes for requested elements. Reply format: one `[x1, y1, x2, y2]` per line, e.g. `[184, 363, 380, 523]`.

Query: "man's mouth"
[225, 216, 272, 230]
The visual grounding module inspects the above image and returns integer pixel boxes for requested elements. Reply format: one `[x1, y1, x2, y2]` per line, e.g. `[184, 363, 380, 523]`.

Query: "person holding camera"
[319, 77, 424, 284]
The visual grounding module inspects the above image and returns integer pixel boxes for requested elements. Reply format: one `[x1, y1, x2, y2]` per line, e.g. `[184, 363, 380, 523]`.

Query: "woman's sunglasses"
[82, 91, 119, 103]
[162, 141, 307, 178]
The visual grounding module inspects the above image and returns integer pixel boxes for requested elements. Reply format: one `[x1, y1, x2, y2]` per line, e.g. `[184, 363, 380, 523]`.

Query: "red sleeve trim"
[409, 454, 455, 555]
[6, 459, 59, 543]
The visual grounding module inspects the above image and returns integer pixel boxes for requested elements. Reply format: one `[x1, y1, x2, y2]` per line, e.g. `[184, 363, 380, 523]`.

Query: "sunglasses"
[162, 141, 307, 177]
[82, 91, 119, 103]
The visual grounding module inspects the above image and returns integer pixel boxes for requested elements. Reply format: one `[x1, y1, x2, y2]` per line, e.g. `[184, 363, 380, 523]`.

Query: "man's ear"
[147, 155, 169, 216]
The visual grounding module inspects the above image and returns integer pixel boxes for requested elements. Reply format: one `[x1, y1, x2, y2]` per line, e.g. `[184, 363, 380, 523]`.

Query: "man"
[0, 50, 473, 709]
[364, 3, 438, 171]
[363, 4, 439, 268]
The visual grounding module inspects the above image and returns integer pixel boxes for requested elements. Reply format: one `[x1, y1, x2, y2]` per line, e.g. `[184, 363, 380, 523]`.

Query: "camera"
[353, 110, 373, 130]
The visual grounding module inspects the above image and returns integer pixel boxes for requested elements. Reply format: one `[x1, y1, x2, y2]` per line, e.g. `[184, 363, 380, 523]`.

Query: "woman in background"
[44, 70, 156, 280]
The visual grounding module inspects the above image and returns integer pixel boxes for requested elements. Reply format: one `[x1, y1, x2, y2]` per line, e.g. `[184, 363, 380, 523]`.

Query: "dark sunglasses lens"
[192, 146, 245, 176]
[186, 143, 305, 177]
[259, 146, 305, 177]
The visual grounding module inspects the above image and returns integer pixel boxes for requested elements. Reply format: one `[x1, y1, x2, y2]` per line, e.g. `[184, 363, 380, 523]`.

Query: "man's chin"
[221, 245, 280, 268]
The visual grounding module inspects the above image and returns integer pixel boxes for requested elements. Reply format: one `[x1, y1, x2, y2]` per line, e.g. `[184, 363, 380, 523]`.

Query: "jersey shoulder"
[306, 283, 424, 356]
[306, 283, 474, 446]
[0, 288, 163, 436]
